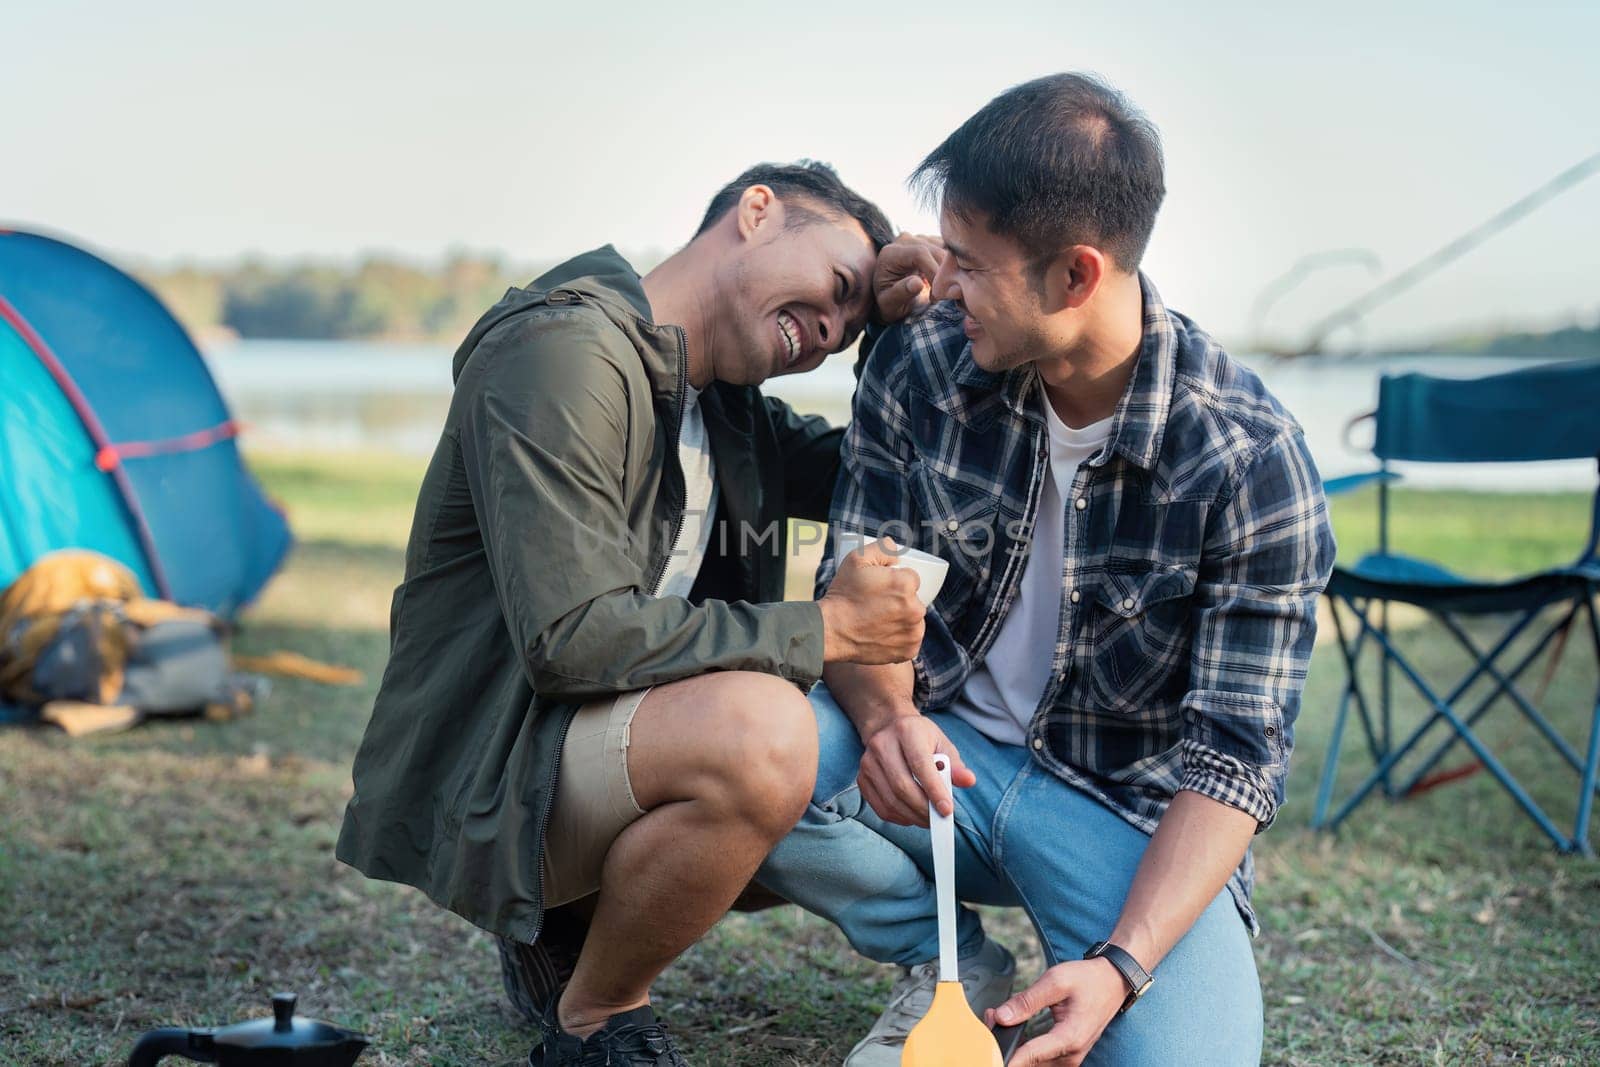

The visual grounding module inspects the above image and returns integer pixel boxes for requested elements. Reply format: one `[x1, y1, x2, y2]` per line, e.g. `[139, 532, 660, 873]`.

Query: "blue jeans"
[757, 683, 1263, 1066]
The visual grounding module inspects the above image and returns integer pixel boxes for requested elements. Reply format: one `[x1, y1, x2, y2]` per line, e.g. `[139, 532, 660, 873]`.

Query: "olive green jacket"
[335, 247, 840, 943]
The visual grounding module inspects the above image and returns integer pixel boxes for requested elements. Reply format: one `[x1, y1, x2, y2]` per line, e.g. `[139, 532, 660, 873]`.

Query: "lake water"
[205, 339, 1596, 492]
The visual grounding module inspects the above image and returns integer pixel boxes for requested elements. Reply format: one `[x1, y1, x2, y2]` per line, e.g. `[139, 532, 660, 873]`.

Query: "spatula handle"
[929, 754, 958, 984]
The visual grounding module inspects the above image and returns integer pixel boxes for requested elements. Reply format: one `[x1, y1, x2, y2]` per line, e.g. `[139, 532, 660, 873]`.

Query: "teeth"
[779, 312, 800, 365]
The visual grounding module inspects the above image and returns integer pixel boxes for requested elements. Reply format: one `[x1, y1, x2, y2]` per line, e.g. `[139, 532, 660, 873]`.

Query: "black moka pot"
[128, 992, 370, 1066]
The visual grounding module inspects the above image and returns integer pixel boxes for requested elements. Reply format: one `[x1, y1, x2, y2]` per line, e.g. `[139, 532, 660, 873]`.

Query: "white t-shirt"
[950, 392, 1112, 746]
[654, 383, 719, 600]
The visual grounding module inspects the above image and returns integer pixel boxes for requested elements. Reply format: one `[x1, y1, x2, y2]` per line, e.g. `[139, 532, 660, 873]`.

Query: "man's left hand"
[873, 232, 945, 323]
[985, 959, 1127, 1067]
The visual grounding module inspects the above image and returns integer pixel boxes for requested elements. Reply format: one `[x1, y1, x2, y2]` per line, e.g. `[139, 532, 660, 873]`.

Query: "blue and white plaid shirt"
[817, 279, 1336, 933]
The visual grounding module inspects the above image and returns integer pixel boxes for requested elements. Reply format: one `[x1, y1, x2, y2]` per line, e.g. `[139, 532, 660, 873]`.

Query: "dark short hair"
[912, 73, 1165, 271]
[695, 161, 895, 253]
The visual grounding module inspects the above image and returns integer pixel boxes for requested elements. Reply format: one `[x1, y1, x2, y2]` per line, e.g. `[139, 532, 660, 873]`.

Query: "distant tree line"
[137, 252, 657, 342]
[1414, 321, 1600, 361]
[139, 253, 1600, 358]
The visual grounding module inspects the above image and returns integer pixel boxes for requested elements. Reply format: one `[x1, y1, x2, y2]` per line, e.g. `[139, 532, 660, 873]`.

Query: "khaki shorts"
[543, 688, 651, 907]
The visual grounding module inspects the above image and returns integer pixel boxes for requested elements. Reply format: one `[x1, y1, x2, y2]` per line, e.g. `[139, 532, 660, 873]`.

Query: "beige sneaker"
[844, 938, 1016, 1067]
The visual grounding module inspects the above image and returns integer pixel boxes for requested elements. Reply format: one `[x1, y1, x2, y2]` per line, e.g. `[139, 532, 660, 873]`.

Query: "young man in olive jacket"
[336, 163, 934, 1066]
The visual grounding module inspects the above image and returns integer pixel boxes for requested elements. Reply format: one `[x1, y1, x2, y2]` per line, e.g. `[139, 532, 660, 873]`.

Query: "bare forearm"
[821, 660, 917, 739]
[990, 788, 1261, 1059]
[1108, 790, 1258, 971]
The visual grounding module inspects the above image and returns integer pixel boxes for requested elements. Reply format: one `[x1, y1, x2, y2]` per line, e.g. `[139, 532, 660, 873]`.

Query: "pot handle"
[128, 1028, 217, 1066]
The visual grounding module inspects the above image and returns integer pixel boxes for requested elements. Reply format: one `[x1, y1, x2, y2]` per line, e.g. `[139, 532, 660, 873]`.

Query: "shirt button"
[1122, 597, 1135, 611]
[1032, 738, 1044, 751]
[1075, 497, 1087, 510]
[1070, 589, 1081, 604]
[946, 519, 960, 532]
[1055, 641, 1067, 654]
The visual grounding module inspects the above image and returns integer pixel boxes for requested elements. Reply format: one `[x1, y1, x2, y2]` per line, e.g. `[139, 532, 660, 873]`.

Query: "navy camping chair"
[1311, 358, 1600, 855]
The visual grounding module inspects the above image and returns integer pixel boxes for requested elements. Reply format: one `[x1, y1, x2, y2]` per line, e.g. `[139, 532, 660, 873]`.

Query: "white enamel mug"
[833, 530, 950, 608]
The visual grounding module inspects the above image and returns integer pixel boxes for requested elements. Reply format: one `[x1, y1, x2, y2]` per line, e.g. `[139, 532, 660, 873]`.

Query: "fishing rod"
[1296, 149, 1600, 356]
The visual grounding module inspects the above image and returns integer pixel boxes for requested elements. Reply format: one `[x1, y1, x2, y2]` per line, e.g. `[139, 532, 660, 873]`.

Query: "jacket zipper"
[648, 328, 691, 597]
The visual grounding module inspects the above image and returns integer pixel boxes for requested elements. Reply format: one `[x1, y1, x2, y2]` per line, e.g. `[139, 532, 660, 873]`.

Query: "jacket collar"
[531, 244, 653, 320]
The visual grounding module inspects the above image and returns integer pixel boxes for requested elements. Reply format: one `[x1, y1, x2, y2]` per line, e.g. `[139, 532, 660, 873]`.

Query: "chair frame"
[1311, 397, 1600, 856]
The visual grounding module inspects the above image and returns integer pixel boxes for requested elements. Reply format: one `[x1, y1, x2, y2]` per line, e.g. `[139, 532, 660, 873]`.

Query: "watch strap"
[1084, 941, 1153, 1014]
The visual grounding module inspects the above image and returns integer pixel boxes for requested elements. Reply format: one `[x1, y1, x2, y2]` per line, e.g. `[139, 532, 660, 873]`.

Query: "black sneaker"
[530, 993, 689, 1067]
[497, 905, 587, 1025]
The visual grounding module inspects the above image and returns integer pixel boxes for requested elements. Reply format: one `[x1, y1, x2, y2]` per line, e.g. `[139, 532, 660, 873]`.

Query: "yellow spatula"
[901, 754, 1004, 1067]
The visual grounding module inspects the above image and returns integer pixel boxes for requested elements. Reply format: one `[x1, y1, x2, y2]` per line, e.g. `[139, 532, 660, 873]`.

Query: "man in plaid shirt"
[758, 74, 1336, 1066]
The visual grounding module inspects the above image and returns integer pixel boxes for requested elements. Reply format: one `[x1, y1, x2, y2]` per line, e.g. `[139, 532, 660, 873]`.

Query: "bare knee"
[695, 672, 818, 836]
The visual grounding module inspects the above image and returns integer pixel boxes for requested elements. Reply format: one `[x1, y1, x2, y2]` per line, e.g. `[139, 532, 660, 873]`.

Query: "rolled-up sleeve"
[1179, 428, 1336, 830]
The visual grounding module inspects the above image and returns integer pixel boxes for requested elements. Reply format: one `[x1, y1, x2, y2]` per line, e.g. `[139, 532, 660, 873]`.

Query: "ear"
[735, 184, 780, 242]
[1061, 246, 1108, 310]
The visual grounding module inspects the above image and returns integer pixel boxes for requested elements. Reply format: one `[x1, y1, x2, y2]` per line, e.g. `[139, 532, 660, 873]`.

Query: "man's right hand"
[872, 233, 946, 323]
[859, 714, 977, 825]
[819, 538, 925, 665]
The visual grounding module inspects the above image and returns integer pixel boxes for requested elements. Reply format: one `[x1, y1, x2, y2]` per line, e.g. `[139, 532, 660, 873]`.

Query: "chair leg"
[1571, 594, 1600, 855]
[1574, 696, 1600, 857]
[1324, 600, 1574, 850]
[1347, 599, 1384, 765]
[1315, 596, 1386, 828]
[1323, 599, 1433, 830]
[1397, 605, 1582, 796]
[1330, 602, 1538, 822]
[1313, 676, 1353, 830]
[1315, 596, 1364, 828]
[1380, 598, 1395, 797]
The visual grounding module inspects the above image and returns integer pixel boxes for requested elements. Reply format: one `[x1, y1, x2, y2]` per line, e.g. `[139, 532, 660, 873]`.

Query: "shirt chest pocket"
[1080, 563, 1197, 715]
[908, 461, 1000, 628]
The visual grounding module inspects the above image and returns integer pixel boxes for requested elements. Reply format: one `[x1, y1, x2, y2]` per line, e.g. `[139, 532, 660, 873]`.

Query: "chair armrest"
[1322, 470, 1402, 497]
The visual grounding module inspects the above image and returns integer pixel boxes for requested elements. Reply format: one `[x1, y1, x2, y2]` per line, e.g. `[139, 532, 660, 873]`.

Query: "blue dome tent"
[0, 229, 291, 617]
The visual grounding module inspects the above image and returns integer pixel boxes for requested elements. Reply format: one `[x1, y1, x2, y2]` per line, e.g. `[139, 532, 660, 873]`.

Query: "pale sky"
[7, 0, 1599, 346]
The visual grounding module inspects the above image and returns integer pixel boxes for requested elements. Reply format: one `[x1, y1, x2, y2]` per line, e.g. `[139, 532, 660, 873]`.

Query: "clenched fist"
[819, 537, 926, 664]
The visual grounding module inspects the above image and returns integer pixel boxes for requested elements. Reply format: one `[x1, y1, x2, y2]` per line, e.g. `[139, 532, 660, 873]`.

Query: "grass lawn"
[2, 452, 1597, 1065]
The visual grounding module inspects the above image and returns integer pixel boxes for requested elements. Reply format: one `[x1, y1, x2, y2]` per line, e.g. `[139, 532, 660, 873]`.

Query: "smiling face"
[928, 203, 1062, 374]
[708, 190, 878, 386]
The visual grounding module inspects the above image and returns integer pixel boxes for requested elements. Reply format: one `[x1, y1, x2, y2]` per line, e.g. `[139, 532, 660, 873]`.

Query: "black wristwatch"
[1084, 941, 1154, 1015]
